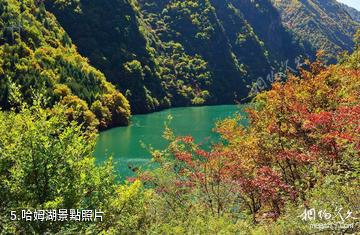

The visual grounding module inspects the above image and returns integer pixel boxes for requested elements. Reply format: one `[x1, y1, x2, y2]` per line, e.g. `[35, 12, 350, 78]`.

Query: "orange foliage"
[141, 50, 359, 223]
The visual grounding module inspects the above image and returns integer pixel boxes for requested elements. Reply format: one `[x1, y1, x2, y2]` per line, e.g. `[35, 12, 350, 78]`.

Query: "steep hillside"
[339, 2, 360, 23]
[45, 0, 170, 114]
[0, 0, 130, 129]
[47, 0, 311, 112]
[271, 0, 360, 61]
[138, 0, 250, 103]
[140, 0, 313, 96]
[2, 0, 356, 119]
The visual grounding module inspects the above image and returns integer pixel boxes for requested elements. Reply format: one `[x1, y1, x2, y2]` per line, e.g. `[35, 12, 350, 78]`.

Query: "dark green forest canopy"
[0, 0, 359, 233]
[46, 0, 314, 114]
[1, 37, 358, 234]
[1, 0, 358, 128]
[271, 0, 360, 62]
[0, 0, 130, 130]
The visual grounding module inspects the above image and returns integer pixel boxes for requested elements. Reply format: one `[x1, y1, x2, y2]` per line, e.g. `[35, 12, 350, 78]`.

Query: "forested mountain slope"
[0, 0, 131, 130]
[271, 0, 360, 61]
[45, 0, 170, 114]
[339, 2, 360, 23]
[2, 0, 357, 119]
[46, 0, 312, 113]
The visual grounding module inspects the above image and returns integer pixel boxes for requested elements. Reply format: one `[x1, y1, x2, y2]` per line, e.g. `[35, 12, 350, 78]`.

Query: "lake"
[94, 105, 247, 177]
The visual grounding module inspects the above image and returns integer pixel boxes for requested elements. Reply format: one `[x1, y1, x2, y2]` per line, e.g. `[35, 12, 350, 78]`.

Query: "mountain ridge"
[1, 0, 358, 129]
[0, 0, 131, 130]
[46, 0, 313, 114]
[338, 2, 360, 22]
[271, 0, 359, 61]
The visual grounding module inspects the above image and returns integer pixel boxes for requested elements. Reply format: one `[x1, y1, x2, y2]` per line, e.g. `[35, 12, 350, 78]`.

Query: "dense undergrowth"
[0, 0, 131, 130]
[1, 34, 359, 233]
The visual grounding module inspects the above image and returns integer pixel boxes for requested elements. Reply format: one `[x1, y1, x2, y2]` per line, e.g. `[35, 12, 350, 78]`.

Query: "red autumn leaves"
[134, 55, 359, 222]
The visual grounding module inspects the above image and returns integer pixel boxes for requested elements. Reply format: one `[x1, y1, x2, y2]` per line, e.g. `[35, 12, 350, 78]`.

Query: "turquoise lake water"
[94, 105, 247, 177]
